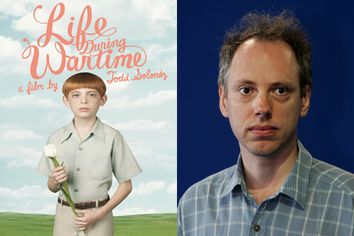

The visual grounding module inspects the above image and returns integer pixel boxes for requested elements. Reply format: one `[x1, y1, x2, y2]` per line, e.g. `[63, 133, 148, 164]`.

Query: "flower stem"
[49, 156, 77, 216]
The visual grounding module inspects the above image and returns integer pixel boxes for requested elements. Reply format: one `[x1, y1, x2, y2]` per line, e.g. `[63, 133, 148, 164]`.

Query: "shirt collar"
[60, 121, 75, 143]
[219, 156, 244, 198]
[60, 117, 106, 143]
[280, 141, 312, 209]
[219, 140, 312, 209]
[91, 118, 105, 142]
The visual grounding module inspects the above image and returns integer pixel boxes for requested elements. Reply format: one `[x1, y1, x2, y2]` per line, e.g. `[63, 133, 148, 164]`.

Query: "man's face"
[219, 38, 311, 158]
[63, 88, 107, 121]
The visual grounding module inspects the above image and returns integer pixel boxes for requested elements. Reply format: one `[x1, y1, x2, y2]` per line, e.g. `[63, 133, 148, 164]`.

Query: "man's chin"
[244, 141, 281, 158]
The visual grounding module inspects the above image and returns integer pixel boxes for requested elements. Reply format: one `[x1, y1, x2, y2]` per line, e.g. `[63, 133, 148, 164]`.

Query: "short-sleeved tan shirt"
[37, 118, 142, 202]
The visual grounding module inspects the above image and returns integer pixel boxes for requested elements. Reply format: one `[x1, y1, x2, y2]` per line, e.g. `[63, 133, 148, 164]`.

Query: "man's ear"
[100, 95, 107, 106]
[300, 85, 311, 117]
[62, 96, 69, 107]
[219, 85, 229, 118]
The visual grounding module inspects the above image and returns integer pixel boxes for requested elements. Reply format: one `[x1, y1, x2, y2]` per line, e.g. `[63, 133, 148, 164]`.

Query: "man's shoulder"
[48, 123, 71, 139]
[97, 119, 122, 137]
[180, 165, 237, 203]
[311, 158, 354, 195]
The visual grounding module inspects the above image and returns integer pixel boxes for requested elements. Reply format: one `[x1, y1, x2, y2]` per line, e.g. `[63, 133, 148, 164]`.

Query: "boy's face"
[63, 88, 107, 121]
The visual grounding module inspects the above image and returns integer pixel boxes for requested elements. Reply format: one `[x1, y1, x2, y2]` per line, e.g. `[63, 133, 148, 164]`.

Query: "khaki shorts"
[53, 203, 114, 236]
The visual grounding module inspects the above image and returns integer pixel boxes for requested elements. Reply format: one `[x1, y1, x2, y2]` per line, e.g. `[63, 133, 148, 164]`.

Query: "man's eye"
[89, 93, 97, 97]
[274, 87, 289, 95]
[239, 87, 252, 95]
[72, 93, 79, 97]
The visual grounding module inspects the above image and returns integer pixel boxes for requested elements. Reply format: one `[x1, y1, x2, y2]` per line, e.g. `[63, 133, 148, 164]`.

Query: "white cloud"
[128, 141, 176, 169]
[0, 185, 52, 199]
[2, 129, 42, 140]
[0, 0, 29, 17]
[12, 9, 44, 38]
[129, 180, 176, 197]
[129, 141, 155, 157]
[0, 145, 41, 168]
[145, 154, 176, 170]
[0, 95, 61, 108]
[131, 0, 175, 23]
[0, 36, 27, 75]
[0, 184, 56, 214]
[95, 0, 176, 40]
[114, 206, 157, 216]
[0, 124, 13, 129]
[11, 1, 74, 37]
[132, 181, 166, 196]
[0, 36, 23, 61]
[145, 43, 176, 62]
[167, 182, 176, 195]
[135, 90, 176, 106]
[113, 119, 168, 132]
[105, 90, 176, 109]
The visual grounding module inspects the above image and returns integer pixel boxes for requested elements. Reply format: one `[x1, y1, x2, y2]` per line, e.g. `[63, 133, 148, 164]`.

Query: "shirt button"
[254, 224, 261, 232]
[78, 147, 83, 151]
[74, 189, 78, 192]
[76, 168, 80, 171]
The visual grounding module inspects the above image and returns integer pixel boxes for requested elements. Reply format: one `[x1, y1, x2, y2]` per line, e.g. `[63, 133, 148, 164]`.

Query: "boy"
[37, 72, 142, 235]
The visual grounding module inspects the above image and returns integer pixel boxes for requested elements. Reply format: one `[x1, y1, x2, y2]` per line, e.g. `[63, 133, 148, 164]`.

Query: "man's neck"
[73, 117, 97, 140]
[240, 139, 298, 204]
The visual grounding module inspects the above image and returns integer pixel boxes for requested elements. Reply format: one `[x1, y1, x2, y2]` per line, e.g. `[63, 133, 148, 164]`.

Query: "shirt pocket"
[88, 155, 112, 180]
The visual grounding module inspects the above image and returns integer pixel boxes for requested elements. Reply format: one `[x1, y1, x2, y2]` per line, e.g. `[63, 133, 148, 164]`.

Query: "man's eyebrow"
[270, 82, 294, 87]
[233, 79, 256, 86]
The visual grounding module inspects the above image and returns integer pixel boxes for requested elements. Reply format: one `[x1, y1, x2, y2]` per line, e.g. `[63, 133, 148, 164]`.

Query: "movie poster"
[0, 1, 176, 234]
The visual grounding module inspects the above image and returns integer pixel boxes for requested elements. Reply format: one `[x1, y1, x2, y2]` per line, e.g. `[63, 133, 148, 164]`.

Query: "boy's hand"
[75, 209, 104, 230]
[52, 166, 68, 186]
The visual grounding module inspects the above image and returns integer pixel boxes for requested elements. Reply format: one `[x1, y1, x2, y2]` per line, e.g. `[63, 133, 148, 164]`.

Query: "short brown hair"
[62, 72, 106, 97]
[218, 11, 312, 97]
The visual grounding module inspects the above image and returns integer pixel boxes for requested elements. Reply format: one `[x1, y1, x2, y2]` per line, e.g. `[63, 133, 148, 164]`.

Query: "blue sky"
[0, 0, 176, 216]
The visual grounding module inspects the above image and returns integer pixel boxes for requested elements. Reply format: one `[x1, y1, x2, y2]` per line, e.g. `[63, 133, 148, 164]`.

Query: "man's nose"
[253, 92, 272, 119]
[80, 95, 88, 104]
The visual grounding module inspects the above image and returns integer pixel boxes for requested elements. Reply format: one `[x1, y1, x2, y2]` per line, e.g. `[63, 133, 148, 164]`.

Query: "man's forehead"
[227, 38, 300, 86]
[69, 88, 99, 93]
[235, 38, 295, 59]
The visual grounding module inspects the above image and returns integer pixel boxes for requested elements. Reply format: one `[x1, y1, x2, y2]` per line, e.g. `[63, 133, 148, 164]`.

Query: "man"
[178, 12, 354, 235]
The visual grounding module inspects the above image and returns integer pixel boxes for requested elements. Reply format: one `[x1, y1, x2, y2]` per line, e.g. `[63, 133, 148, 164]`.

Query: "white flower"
[44, 144, 57, 157]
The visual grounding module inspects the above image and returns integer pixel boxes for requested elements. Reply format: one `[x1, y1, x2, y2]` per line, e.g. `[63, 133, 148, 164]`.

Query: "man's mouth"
[249, 125, 278, 136]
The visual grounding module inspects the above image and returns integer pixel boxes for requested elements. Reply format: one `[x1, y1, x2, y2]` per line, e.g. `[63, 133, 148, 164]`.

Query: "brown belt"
[58, 196, 110, 210]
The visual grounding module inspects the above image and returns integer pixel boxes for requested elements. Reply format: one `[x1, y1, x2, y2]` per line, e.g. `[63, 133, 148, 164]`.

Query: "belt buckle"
[60, 198, 63, 206]
[95, 200, 99, 208]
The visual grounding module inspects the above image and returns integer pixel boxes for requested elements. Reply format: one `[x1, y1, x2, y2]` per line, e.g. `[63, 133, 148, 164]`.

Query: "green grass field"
[0, 212, 176, 236]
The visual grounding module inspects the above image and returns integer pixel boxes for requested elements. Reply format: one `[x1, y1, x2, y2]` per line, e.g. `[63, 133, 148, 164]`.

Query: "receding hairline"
[223, 37, 302, 87]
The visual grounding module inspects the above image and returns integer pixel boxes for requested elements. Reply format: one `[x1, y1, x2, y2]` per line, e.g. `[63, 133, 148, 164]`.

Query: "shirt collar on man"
[218, 157, 244, 198]
[60, 118, 106, 143]
[279, 141, 312, 209]
[218, 141, 312, 209]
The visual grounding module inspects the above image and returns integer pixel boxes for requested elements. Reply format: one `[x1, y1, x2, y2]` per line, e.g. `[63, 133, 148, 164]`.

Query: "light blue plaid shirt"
[178, 142, 354, 235]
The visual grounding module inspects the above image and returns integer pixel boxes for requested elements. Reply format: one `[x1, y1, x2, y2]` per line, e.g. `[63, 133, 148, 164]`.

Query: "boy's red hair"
[62, 72, 106, 97]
